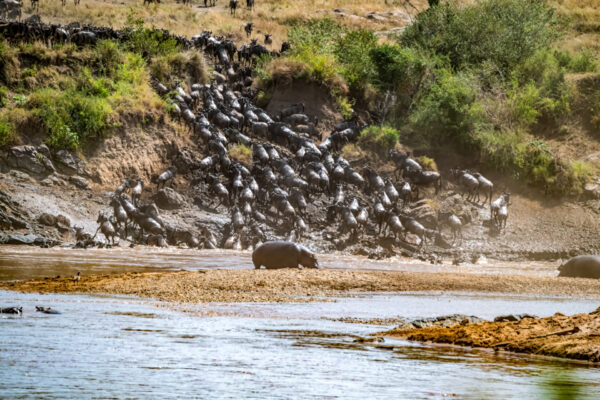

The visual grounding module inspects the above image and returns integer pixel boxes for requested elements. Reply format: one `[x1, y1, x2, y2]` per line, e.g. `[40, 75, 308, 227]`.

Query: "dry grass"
[382, 308, 600, 363]
[3, 269, 600, 303]
[24, 0, 430, 49]
[229, 143, 253, 167]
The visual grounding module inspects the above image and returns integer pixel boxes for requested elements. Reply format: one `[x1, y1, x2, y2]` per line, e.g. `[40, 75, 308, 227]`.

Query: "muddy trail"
[1, 20, 600, 264]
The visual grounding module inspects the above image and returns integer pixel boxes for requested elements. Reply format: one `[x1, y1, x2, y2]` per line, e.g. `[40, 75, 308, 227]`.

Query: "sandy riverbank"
[2, 269, 600, 303]
[380, 309, 600, 363]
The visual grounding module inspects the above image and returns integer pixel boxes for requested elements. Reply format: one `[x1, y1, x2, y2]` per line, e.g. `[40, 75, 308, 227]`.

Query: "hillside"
[1, 1, 600, 261]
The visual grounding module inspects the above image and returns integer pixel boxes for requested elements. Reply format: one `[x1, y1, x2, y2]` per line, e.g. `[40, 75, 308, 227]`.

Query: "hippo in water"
[252, 241, 319, 269]
[558, 255, 600, 279]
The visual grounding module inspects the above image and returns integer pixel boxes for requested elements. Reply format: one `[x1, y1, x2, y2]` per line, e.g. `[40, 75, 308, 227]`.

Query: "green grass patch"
[358, 125, 400, 159]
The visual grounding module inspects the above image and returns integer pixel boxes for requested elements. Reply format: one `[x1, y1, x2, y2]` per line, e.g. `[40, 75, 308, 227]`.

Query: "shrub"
[358, 125, 400, 158]
[401, 0, 559, 75]
[409, 69, 484, 145]
[125, 18, 180, 59]
[0, 116, 15, 146]
[0, 86, 7, 108]
[334, 29, 377, 90]
[554, 49, 598, 73]
[95, 40, 124, 76]
[288, 18, 344, 56]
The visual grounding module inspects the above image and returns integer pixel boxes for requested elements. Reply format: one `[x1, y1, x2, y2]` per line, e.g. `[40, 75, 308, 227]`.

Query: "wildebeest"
[404, 166, 442, 196]
[490, 192, 510, 227]
[131, 178, 144, 207]
[390, 150, 421, 178]
[244, 22, 253, 37]
[438, 210, 462, 245]
[143, 0, 160, 6]
[229, 0, 237, 16]
[0, 0, 22, 21]
[95, 213, 117, 245]
[451, 169, 479, 202]
[156, 166, 176, 190]
[246, 0, 253, 9]
[472, 172, 494, 204]
[264, 33, 272, 46]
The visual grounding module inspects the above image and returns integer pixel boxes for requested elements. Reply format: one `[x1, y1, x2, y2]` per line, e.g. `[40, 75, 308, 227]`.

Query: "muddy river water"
[1, 246, 599, 398]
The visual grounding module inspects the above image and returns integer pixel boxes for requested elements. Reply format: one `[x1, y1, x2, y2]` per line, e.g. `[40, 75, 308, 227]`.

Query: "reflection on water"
[1, 290, 598, 399]
[0, 245, 561, 281]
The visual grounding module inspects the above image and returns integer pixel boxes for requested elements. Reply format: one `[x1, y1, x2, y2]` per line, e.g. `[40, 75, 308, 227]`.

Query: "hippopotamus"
[252, 241, 319, 269]
[558, 255, 600, 279]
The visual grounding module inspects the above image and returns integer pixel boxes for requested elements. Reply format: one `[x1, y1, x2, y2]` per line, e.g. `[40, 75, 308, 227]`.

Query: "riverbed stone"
[8, 145, 55, 175]
[69, 175, 89, 189]
[155, 187, 184, 210]
[395, 314, 487, 331]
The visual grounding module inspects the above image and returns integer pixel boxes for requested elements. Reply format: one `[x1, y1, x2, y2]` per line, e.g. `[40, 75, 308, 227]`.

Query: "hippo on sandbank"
[252, 241, 319, 269]
[558, 255, 600, 279]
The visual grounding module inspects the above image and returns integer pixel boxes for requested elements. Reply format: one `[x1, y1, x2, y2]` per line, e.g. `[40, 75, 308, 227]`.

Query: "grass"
[0, 29, 204, 150]
[23, 0, 430, 50]
[229, 143, 252, 167]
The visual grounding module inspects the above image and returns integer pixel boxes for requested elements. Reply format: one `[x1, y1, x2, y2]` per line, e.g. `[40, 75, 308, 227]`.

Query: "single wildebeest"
[229, 0, 237, 16]
[252, 241, 319, 269]
[244, 22, 253, 37]
[472, 172, 494, 204]
[438, 210, 463, 245]
[491, 192, 510, 224]
[280, 103, 304, 119]
[558, 255, 600, 279]
[95, 213, 117, 245]
[110, 197, 129, 236]
[264, 33, 272, 46]
[35, 306, 61, 314]
[156, 166, 176, 190]
[452, 169, 479, 202]
[1, 306, 22, 315]
[131, 178, 144, 207]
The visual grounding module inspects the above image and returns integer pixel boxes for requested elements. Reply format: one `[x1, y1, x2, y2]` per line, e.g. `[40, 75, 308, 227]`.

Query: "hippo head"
[298, 246, 319, 269]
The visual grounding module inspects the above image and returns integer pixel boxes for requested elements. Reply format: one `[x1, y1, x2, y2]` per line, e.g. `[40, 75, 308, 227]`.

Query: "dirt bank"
[3, 269, 600, 303]
[380, 308, 600, 363]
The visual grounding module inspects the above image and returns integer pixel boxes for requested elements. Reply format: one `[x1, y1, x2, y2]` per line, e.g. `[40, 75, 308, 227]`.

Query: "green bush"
[95, 40, 124, 76]
[0, 86, 7, 108]
[401, 0, 558, 75]
[334, 29, 377, 90]
[554, 49, 598, 73]
[358, 125, 400, 158]
[29, 88, 113, 150]
[409, 69, 484, 145]
[288, 18, 343, 56]
[0, 117, 15, 146]
[125, 18, 180, 59]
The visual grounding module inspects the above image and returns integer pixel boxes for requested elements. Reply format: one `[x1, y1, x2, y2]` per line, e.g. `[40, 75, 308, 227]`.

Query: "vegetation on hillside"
[0, 21, 207, 150]
[257, 0, 600, 196]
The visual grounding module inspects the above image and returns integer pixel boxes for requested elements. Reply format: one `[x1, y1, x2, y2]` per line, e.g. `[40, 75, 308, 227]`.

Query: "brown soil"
[380, 308, 600, 363]
[3, 269, 600, 303]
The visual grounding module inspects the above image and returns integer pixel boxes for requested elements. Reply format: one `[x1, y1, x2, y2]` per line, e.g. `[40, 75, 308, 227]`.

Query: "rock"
[366, 12, 387, 21]
[7, 145, 55, 175]
[395, 314, 486, 331]
[0, 233, 59, 247]
[55, 214, 71, 231]
[69, 175, 89, 189]
[353, 337, 384, 343]
[494, 314, 537, 322]
[584, 182, 600, 200]
[37, 213, 57, 226]
[410, 200, 438, 229]
[54, 150, 90, 176]
[155, 188, 184, 210]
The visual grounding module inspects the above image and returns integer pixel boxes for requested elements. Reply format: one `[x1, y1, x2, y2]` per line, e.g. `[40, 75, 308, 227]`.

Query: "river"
[1, 246, 598, 398]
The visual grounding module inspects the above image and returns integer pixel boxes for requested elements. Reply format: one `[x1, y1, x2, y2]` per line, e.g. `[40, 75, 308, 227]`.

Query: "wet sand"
[2, 269, 600, 303]
[380, 309, 600, 363]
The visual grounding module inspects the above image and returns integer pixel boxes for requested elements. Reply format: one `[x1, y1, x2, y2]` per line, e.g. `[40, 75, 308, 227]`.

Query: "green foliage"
[409, 69, 484, 145]
[13, 94, 27, 106]
[358, 125, 400, 158]
[125, 17, 180, 59]
[229, 144, 253, 167]
[94, 40, 124, 76]
[401, 0, 559, 75]
[0, 86, 7, 107]
[334, 30, 377, 90]
[554, 49, 598, 73]
[288, 18, 344, 56]
[0, 116, 15, 146]
[0, 38, 18, 85]
[29, 88, 113, 150]
[369, 45, 427, 92]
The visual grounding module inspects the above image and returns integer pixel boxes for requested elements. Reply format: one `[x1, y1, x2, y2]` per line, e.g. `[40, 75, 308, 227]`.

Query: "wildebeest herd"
[1, 20, 512, 252]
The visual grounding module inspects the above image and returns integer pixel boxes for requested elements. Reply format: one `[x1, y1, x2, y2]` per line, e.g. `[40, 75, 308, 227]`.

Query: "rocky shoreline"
[380, 309, 600, 363]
